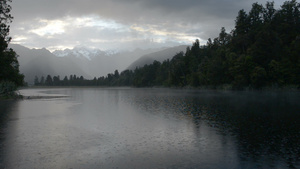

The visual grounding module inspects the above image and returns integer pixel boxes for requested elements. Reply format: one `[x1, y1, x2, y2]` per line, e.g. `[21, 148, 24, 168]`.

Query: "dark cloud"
[12, 0, 280, 23]
[9, 0, 285, 50]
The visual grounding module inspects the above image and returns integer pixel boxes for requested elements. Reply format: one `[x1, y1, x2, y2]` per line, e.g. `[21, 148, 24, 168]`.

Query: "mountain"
[53, 46, 110, 60]
[9, 44, 166, 84]
[10, 44, 89, 84]
[127, 45, 188, 70]
[52, 47, 163, 78]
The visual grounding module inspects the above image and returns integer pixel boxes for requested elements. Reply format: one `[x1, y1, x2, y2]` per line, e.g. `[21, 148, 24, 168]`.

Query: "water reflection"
[0, 100, 19, 168]
[0, 88, 299, 168]
[125, 89, 300, 168]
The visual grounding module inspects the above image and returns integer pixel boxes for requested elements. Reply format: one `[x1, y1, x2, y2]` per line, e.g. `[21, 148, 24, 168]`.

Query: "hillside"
[127, 45, 188, 70]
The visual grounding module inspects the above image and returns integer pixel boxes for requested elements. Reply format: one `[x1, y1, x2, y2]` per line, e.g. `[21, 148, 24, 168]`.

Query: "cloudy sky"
[10, 0, 284, 51]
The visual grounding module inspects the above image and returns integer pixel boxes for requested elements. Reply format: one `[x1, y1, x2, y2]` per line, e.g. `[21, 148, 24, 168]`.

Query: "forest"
[34, 0, 300, 89]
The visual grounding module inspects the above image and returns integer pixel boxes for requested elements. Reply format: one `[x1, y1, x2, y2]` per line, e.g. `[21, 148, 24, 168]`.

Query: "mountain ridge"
[127, 45, 188, 70]
[10, 44, 89, 84]
[10, 44, 188, 84]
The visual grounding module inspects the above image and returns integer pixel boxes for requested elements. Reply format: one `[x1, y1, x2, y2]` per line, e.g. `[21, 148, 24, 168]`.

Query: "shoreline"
[1, 85, 299, 101]
[23, 95, 69, 100]
[1, 89, 69, 101]
[20, 85, 300, 92]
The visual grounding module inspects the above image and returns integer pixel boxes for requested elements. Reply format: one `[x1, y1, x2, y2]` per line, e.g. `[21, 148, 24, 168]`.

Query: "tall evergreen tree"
[0, 0, 24, 86]
[45, 75, 53, 86]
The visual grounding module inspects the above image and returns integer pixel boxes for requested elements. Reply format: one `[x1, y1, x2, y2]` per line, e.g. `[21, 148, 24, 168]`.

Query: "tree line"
[35, 0, 299, 89]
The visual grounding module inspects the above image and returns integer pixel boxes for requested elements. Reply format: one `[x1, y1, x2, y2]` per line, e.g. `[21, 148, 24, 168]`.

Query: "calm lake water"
[0, 88, 299, 169]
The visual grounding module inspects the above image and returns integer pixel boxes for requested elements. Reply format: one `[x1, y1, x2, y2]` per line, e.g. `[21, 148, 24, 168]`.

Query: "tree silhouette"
[0, 0, 24, 86]
[45, 75, 53, 86]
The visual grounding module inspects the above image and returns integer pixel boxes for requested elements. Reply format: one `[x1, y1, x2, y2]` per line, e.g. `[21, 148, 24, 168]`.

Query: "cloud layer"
[9, 0, 284, 50]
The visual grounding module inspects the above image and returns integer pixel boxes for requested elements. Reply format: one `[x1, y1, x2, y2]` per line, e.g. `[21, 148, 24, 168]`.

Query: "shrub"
[0, 81, 18, 96]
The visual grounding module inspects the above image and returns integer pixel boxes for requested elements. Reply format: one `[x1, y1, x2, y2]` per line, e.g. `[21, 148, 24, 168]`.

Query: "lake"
[0, 88, 299, 168]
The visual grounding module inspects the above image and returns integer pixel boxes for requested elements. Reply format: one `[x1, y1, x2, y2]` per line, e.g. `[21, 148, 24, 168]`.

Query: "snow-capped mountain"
[50, 46, 163, 79]
[52, 46, 119, 60]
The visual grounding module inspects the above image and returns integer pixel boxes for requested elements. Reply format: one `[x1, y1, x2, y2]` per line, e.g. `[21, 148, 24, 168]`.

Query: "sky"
[9, 0, 284, 51]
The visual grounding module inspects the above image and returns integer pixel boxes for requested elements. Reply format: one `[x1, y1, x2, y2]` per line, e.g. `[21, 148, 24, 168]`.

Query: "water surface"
[0, 88, 299, 168]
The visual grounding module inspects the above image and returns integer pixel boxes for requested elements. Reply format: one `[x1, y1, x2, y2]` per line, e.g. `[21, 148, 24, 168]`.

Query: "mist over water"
[0, 88, 299, 168]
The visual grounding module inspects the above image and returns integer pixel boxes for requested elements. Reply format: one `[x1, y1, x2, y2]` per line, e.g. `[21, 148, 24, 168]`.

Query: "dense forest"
[35, 0, 299, 89]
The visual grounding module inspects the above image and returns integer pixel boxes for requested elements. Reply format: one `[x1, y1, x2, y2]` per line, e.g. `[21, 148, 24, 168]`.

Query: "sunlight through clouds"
[15, 15, 196, 50]
[74, 15, 129, 31]
[130, 25, 202, 44]
[30, 19, 67, 36]
[28, 16, 130, 37]
[11, 35, 28, 44]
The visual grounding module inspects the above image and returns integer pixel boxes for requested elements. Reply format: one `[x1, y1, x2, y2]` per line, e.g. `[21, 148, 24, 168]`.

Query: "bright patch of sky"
[74, 15, 128, 31]
[29, 16, 130, 37]
[130, 25, 202, 43]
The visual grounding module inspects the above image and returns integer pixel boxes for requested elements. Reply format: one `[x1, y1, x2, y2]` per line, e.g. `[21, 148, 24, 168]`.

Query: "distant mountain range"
[10, 44, 89, 84]
[52, 46, 119, 60]
[9, 44, 188, 84]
